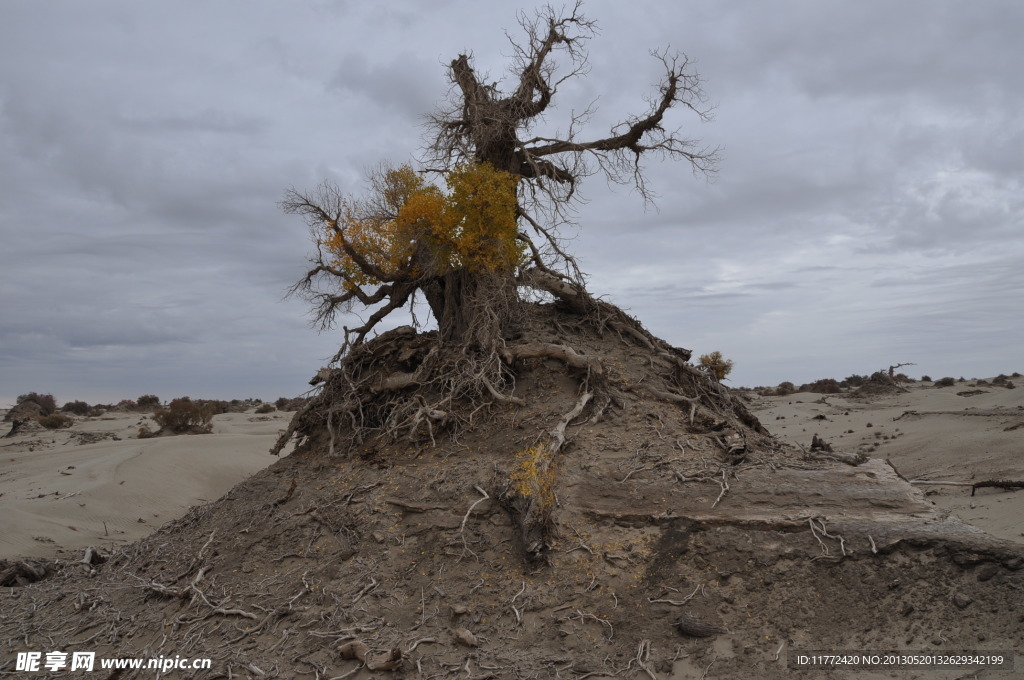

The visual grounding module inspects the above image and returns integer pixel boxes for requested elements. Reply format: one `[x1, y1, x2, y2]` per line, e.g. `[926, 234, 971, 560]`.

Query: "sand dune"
[0, 410, 290, 559]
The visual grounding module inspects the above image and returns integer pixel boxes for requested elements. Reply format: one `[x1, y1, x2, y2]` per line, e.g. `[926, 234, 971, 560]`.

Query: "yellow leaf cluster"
[698, 350, 734, 380]
[319, 162, 522, 288]
[510, 444, 557, 511]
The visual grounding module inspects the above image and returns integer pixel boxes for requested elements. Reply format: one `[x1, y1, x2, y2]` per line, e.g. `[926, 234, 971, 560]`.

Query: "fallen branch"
[971, 479, 1024, 495]
[459, 485, 491, 534]
[908, 478, 1024, 496]
[567, 608, 614, 640]
[637, 384, 698, 424]
[711, 469, 730, 509]
[505, 342, 604, 377]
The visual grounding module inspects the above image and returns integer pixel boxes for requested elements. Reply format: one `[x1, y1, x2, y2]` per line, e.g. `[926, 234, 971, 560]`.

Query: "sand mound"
[1, 308, 1021, 678]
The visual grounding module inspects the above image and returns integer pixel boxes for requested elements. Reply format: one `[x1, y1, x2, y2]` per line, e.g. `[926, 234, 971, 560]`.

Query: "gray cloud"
[1, 0, 1021, 404]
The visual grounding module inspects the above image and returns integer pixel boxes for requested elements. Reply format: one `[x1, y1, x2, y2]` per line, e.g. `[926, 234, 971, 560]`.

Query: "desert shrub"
[1012, 372, 1021, 378]
[201, 399, 231, 415]
[275, 396, 309, 411]
[39, 413, 74, 429]
[698, 351, 734, 381]
[137, 425, 157, 439]
[61, 400, 92, 416]
[799, 378, 841, 394]
[153, 397, 214, 434]
[895, 373, 912, 382]
[934, 377, 956, 388]
[510, 445, 557, 522]
[17, 393, 57, 417]
[137, 395, 161, 411]
[255, 403, 276, 414]
[773, 381, 796, 396]
[842, 374, 869, 388]
[920, 375, 932, 382]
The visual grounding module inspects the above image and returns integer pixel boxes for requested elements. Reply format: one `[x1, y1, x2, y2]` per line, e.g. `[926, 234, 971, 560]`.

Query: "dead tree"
[285, 2, 716, 357]
[277, 3, 720, 470]
[427, 2, 717, 275]
[888, 363, 916, 379]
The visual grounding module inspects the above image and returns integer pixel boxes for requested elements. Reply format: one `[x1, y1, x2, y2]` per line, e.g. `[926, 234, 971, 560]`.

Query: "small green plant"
[698, 351, 734, 381]
[153, 397, 214, 434]
[39, 413, 74, 429]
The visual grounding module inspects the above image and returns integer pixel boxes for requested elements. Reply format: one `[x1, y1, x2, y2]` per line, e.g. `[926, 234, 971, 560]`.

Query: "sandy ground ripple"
[0, 410, 290, 559]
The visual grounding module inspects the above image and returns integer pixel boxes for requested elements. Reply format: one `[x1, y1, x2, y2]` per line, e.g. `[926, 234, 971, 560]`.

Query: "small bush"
[275, 396, 309, 411]
[153, 397, 214, 434]
[799, 378, 841, 394]
[137, 395, 161, 411]
[842, 374, 869, 388]
[934, 377, 956, 388]
[920, 375, 932, 382]
[137, 425, 157, 439]
[39, 413, 74, 429]
[17, 393, 57, 417]
[61, 400, 92, 416]
[698, 351, 734, 381]
[774, 381, 796, 396]
[255, 403, 276, 414]
[202, 399, 231, 415]
[510, 445, 557, 520]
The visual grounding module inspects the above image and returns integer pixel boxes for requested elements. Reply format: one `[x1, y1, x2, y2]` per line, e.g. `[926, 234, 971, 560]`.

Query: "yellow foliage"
[698, 350, 734, 380]
[319, 161, 522, 288]
[510, 444, 557, 511]
[443, 161, 522, 273]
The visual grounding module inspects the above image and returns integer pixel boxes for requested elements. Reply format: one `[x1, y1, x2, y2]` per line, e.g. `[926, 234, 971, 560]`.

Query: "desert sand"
[0, 409, 291, 559]
[745, 377, 1023, 545]
[3, 378, 1019, 563]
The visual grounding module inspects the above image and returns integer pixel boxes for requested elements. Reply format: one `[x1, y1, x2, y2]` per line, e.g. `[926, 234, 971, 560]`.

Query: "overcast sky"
[2, 1, 1021, 406]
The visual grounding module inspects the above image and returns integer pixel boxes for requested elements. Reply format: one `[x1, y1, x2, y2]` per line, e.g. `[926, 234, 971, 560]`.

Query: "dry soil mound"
[2, 305, 1021, 679]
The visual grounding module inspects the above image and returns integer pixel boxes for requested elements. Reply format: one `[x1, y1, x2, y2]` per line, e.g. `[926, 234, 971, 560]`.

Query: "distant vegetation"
[5, 392, 308, 438]
[748, 368, 1019, 396]
[698, 351, 734, 381]
[153, 397, 216, 434]
[16, 392, 57, 416]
